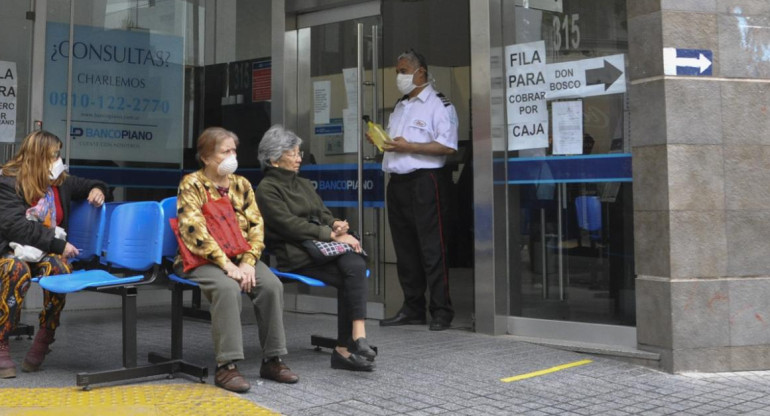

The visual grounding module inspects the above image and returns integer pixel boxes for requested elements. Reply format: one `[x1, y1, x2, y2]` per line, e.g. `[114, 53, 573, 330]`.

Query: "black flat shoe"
[379, 312, 426, 327]
[348, 337, 377, 361]
[331, 349, 375, 372]
[429, 317, 451, 331]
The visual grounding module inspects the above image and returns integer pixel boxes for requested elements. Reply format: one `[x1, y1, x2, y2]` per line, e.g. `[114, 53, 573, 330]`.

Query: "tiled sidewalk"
[3, 307, 770, 415]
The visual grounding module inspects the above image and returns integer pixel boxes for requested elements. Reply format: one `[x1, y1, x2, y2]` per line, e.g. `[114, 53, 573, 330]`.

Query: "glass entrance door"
[501, 1, 636, 328]
[290, 9, 386, 304]
[286, 0, 473, 322]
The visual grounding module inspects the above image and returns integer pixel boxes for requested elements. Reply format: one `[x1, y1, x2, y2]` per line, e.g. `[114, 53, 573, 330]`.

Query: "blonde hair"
[196, 127, 239, 167]
[1, 130, 66, 205]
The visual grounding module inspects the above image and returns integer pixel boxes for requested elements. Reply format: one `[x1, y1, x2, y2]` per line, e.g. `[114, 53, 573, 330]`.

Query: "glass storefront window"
[40, 0, 272, 201]
[0, 1, 34, 157]
[498, 1, 635, 326]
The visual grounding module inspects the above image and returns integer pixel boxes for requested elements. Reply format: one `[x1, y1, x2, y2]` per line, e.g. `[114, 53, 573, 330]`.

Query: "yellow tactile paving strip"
[0, 384, 280, 416]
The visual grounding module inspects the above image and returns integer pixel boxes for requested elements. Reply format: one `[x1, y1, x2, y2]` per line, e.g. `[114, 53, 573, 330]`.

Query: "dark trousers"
[295, 252, 368, 345]
[387, 168, 453, 321]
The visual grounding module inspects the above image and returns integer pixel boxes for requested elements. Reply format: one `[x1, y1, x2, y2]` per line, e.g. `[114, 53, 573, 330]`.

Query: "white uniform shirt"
[382, 85, 459, 174]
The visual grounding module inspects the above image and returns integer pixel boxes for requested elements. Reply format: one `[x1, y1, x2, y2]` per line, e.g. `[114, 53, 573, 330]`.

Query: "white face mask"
[396, 70, 418, 95]
[49, 158, 68, 180]
[217, 154, 238, 175]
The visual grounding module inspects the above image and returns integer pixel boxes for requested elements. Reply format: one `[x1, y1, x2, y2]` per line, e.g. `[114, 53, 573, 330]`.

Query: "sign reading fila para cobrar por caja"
[504, 41, 549, 151]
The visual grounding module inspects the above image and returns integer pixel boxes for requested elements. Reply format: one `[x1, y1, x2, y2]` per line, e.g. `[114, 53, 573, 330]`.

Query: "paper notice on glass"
[0, 61, 17, 142]
[342, 67, 358, 110]
[342, 108, 360, 154]
[504, 40, 549, 151]
[313, 80, 331, 125]
[552, 100, 583, 155]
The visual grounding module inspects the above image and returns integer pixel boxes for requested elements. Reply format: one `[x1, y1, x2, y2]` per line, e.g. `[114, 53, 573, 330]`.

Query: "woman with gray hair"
[256, 124, 376, 372]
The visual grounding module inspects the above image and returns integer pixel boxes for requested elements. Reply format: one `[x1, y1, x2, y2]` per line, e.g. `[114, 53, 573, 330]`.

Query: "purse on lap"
[301, 232, 367, 264]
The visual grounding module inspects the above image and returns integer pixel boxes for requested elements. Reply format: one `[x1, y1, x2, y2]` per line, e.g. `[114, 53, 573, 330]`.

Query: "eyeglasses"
[284, 150, 304, 159]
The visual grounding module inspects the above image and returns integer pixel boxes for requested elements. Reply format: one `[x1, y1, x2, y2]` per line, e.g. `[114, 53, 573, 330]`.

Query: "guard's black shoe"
[429, 317, 451, 331]
[379, 312, 426, 327]
[331, 349, 375, 372]
[348, 337, 377, 361]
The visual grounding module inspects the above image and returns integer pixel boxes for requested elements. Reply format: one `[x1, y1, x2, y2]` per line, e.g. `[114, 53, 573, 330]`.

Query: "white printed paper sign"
[504, 41, 549, 151]
[313, 80, 331, 125]
[0, 61, 17, 142]
[552, 100, 583, 155]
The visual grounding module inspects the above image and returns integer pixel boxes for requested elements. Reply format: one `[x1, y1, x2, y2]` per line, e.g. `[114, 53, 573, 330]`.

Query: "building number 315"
[552, 13, 580, 51]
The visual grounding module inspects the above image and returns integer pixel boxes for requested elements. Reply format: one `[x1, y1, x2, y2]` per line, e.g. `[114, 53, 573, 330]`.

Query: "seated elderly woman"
[256, 124, 377, 372]
[174, 127, 298, 393]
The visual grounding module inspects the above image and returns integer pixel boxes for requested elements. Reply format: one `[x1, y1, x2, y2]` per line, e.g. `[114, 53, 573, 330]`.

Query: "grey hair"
[397, 49, 428, 73]
[258, 124, 303, 169]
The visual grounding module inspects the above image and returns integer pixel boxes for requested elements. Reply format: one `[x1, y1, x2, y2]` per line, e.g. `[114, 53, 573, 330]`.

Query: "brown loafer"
[260, 357, 299, 384]
[215, 363, 251, 393]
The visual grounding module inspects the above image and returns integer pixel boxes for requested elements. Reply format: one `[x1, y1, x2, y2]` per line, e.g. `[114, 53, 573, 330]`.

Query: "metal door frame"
[277, 1, 385, 317]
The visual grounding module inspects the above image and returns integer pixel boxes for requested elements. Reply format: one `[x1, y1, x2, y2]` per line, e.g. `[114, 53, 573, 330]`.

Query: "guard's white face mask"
[217, 154, 238, 175]
[396, 68, 426, 95]
[49, 158, 68, 180]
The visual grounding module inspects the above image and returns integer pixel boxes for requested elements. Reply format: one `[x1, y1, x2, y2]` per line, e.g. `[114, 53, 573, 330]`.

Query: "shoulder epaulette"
[436, 92, 452, 107]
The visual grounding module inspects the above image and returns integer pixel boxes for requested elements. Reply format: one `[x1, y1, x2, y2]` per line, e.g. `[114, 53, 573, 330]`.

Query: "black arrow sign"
[586, 60, 622, 90]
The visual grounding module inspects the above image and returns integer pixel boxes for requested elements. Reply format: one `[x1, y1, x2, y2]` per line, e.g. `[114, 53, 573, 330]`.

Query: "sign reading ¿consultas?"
[43, 22, 183, 163]
[0, 61, 17, 143]
[504, 40, 549, 151]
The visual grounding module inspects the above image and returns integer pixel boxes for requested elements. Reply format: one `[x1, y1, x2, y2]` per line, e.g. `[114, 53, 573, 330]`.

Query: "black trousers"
[295, 252, 368, 345]
[386, 168, 453, 321]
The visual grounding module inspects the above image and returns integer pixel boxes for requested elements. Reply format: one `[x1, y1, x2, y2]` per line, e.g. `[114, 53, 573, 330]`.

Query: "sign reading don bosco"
[43, 22, 183, 163]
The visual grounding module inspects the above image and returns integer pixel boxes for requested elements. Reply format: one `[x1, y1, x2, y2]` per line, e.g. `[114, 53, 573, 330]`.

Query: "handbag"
[171, 191, 252, 272]
[301, 232, 367, 264]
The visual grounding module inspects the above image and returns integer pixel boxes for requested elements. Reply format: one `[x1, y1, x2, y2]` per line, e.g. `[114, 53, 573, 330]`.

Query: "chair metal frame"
[38, 201, 207, 390]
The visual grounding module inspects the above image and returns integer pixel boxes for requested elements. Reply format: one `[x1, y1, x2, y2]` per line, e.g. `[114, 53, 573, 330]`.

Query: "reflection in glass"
[502, 0, 635, 326]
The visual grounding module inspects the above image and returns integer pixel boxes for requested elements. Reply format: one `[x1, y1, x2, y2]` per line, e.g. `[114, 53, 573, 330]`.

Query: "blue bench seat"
[38, 200, 207, 389]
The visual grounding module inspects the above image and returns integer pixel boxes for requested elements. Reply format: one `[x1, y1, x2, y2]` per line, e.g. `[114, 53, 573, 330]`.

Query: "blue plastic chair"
[67, 200, 106, 262]
[159, 196, 210, 321]
[98, 202, 123, 265]
[575, 195, 602, 242]
[38, 201, 162, 293]
[37, 201, 206, 389]
[160, 197, 178, 261]
[28, 200, 105, 285]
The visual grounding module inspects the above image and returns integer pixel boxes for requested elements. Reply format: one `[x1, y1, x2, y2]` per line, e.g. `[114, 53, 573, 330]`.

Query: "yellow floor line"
[0, 384, 280, 416]
[501, 359, 593, 383]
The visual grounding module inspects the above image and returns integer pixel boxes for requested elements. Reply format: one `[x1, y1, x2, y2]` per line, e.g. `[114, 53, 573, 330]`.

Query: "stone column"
[629, 1, 770, 373]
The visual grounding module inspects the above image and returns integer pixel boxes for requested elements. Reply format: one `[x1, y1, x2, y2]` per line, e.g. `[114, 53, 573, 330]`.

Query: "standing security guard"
[372, 49, 458, 331]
